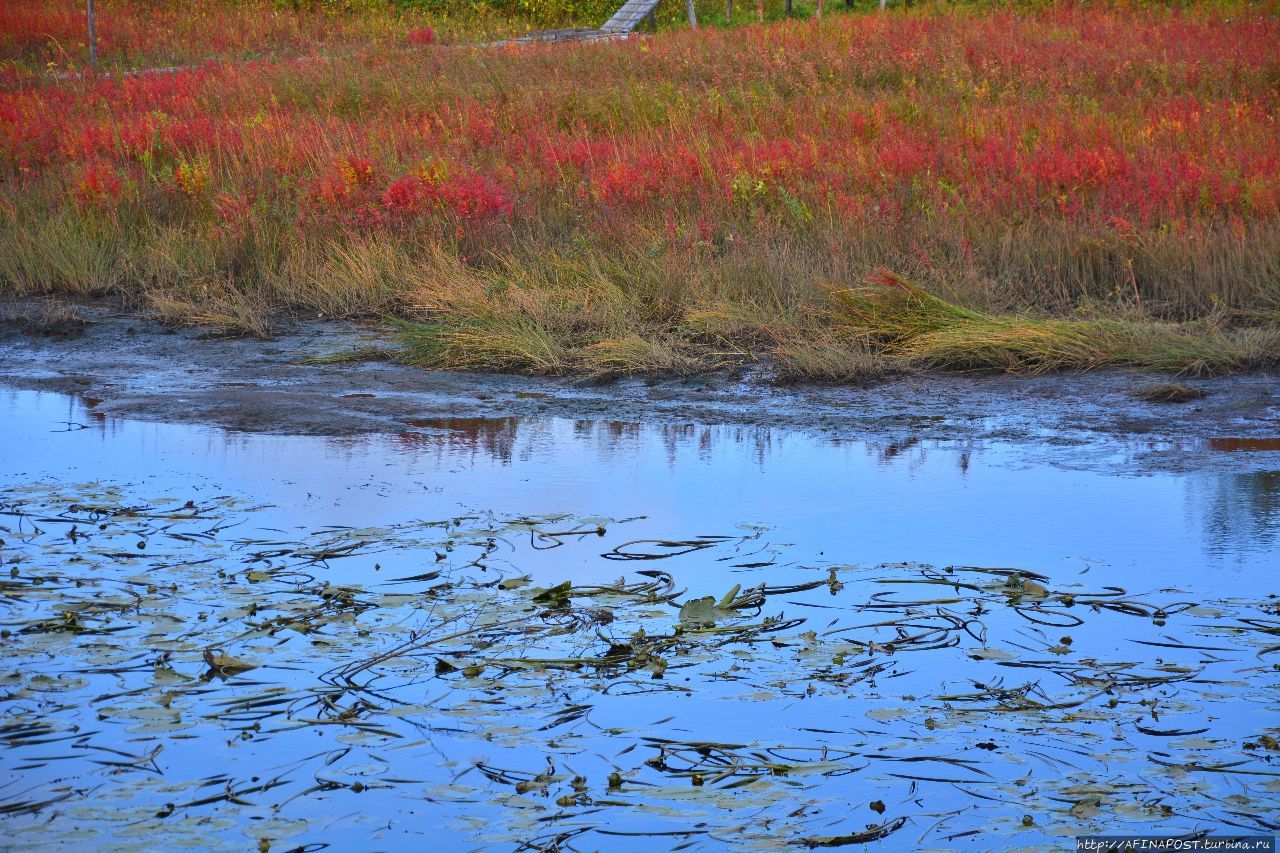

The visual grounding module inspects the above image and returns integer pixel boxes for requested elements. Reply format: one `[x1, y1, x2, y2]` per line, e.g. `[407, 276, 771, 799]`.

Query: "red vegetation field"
[2, 2, 1279, 374]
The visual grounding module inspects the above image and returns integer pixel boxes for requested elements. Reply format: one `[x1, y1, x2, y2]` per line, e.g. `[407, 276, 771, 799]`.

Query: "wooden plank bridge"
[601, 0, 669, 33]
[493, 0, 696, 45]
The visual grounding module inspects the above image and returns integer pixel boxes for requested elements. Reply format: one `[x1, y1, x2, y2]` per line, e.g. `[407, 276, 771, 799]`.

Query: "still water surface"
[4, 391, 1278, 588]
[1, 388, 1278, 849]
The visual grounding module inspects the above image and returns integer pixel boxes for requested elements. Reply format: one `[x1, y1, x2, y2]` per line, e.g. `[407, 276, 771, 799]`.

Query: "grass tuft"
[833, 270, 1280, 376]
[145, 288, 276, 339]
[583, 334, 702, 376]
[397, 315, 569, 374]
[768, 330, 883, 384]
[1132, 383, 1208, 403]
[2, 298, 91, 338]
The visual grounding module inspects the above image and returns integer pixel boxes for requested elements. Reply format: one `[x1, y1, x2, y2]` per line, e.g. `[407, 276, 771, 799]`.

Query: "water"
[1, 388, 1278, 850]
[4, 392, 1278, 589]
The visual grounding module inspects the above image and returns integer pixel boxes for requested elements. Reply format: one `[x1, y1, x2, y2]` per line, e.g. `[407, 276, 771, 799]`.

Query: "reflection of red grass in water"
[1208, 438, 1280, 452]
[396, 418, 520, 460]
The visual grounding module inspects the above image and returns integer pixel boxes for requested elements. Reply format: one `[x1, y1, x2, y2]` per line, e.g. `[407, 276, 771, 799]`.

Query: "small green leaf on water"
[970, 647, 1017, 661]
[678, 596, 736, 626]
[202, 649, 256, 675]
[532, 581, 572, 607]
[435, 658, 459, 675]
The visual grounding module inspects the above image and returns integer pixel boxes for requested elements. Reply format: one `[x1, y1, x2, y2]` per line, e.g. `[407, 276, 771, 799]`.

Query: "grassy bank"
[2, 2, 1279, 378]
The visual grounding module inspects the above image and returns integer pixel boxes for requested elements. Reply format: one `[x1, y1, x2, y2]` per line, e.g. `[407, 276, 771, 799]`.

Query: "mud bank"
[1, 304, 1278, 452]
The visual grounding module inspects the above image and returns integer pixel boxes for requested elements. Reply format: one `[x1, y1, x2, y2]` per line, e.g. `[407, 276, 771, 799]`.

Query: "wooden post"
[86, 0, 97, 70]
[725, 0, 732, 21]
[686, 0, 698, 28]
[815, 0, 824, 17]
[785, 0, 792, 15]
[756, 0, 763, 22]
[879, 0, 886, 9]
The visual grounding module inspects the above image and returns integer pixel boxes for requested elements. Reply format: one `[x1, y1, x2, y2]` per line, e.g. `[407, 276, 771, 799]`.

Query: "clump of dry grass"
[145, 287, 276, 339]
[394, 241, 850, 377]
[833, 270, 1280, 375]
[768, 330, 883, 383]
[399, 315, 570, 373]
[1132, 383, 1208, 403]
[2, 298, 90, 338]
[583, 334, 702, 376]
[292, 238, 416, 318]
[394, 243, 701, 375]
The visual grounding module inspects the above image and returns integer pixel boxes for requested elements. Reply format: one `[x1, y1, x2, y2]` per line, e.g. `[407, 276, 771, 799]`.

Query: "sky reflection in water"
[2, 389, 1277, 593]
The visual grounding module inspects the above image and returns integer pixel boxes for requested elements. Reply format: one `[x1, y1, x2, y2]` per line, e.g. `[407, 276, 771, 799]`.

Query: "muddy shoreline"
[2, 302, 1278, 448]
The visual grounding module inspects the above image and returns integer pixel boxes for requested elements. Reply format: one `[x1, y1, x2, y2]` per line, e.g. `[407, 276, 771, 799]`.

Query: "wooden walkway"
[482, 0, 668, 49]
[482, 27, 632, 47]
[601, 0, 664, 33]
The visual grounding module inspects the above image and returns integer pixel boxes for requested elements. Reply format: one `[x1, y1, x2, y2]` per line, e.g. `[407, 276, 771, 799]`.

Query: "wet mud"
[1, 304, 1278, 462]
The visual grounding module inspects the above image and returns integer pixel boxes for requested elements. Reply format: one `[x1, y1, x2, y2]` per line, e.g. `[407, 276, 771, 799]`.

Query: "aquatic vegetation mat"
[1, 483, 1278, 848]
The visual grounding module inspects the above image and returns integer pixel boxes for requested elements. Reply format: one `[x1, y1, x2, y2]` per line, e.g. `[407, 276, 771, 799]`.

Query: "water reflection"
[1192, 468, 1280, 555]
[393, 415, 971, 474]
[2, 389, 1278, 592]
[397, 416, 523, 462]
[1208, 437, 1280, 452]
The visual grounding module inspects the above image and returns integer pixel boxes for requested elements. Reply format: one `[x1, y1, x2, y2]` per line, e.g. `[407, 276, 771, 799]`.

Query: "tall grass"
[2, 1, 1279, 375]
[835, 270, 1278, 375]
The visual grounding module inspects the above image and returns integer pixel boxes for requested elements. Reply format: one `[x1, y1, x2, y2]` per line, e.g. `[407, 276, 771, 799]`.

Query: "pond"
[1, 386, 1278, 850]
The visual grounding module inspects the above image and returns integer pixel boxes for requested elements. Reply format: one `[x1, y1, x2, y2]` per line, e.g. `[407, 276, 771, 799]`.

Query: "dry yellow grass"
[832, 269, 1280, 375]
[145, 288, 276, 339]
